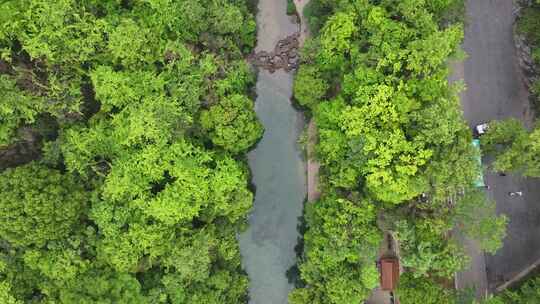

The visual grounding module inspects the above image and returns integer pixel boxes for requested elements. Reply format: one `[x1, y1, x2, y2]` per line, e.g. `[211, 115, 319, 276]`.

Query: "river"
[238, 1, 306, 303]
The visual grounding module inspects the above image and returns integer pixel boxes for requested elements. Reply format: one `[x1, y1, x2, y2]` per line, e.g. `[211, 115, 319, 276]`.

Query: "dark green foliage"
[396, 273, 456, 304]
[518, 3, 540, 60]
[490, 276, 540, 303]
[427, 0, 465, 25]
[287, 0, 297, 16]
[454, 190, 508, 253]
[504, 277, 540, 303]
[0, 76, 42, 146]
[302, 0, 340, 35]
[517, 3, 540, 107]
[0, 0, 261, 302]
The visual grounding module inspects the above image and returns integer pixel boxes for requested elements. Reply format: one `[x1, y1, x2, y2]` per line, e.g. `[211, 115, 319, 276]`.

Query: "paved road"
[454, 0, 540, 295]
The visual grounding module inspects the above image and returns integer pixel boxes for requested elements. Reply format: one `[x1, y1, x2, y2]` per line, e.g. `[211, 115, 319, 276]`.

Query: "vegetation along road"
[455, 0, 540, 296]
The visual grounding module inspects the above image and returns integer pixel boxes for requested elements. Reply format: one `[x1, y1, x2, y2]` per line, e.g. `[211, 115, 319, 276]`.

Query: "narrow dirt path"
[293, 0, 311, 45]
[293, 0, 321, 203]
[306, 120, 321, 202]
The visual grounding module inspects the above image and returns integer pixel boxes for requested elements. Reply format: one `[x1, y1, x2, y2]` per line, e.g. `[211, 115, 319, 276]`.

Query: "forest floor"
[454, 0, 540, 296]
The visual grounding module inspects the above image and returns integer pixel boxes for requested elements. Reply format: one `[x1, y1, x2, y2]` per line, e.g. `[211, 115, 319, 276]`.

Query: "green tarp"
[472, 139, 485, 187]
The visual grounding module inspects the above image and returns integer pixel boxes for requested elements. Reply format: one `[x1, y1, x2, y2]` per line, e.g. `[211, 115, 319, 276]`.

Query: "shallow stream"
[238, 1, 306, 303]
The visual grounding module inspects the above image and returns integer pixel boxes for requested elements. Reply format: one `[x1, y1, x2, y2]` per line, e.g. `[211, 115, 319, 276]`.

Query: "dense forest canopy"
[0, 0, 262, 302]
[0, 0, 516, 303]
[290, 0, 506, 303]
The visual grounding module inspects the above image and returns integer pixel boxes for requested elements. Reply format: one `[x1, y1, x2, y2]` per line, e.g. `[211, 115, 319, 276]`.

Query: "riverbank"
[292, 0, 321, 203]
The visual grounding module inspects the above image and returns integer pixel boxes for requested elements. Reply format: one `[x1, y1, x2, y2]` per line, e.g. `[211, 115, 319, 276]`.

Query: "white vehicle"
[475, 123, 489, 136]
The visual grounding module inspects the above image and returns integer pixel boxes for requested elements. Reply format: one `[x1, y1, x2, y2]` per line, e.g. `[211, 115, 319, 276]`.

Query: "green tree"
[454, 190, 507, 253]
[0, 1, 259, 302]
[319, 11, 357, 67]
[57, 269, 148, 304]
[0, 281, 21, 304]
[0, 75, 42, 146]
[293, 2, 489, 301]
[291, 194, 382, 304]
[396, 272, 456, 304]
[482, 119, 540, 177]
[294, 65, 329, 108]
[496, 276, 540, 303]
[394, 219, 467, 278]
[200, 94, 263, 153]
[0, 163, 87, 248]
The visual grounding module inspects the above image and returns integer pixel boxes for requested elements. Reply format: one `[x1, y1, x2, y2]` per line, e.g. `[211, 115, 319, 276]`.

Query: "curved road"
[455, 0, 540, 297]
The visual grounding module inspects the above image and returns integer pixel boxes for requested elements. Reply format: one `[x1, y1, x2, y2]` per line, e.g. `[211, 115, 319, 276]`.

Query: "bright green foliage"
[482, 119, 540, 177]
[293, 66, 329, 108]
[481, 297, 505, 304]
[290, 194, 382, 304]
[91, 141, 252, 273]
[319, 11, 357, 67]
[0, 281, 21, 304]
[396, 272, 456, 304]
[201, 94, 263, 153]
[0, 0, 260, 302]
[293, 1, 486, 301]
[107, 19, 161, 68]
[309, 1, 468, 204]
[0, 163, 87, 248]
[287, 0, 297, 16]
[0, 0, 107, 66]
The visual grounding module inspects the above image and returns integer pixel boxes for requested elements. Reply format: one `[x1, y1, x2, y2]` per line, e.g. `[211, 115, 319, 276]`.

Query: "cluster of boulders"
[0, 128, 41, 171]
[249, 32, 300, 73]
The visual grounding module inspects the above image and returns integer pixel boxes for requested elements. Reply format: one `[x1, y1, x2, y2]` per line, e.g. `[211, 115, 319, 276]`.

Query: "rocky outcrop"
[249, 32, 300, 73]
[0, 128, 41, 171]
[514, 33, 538, 89]
[514, 0, 539, 89]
